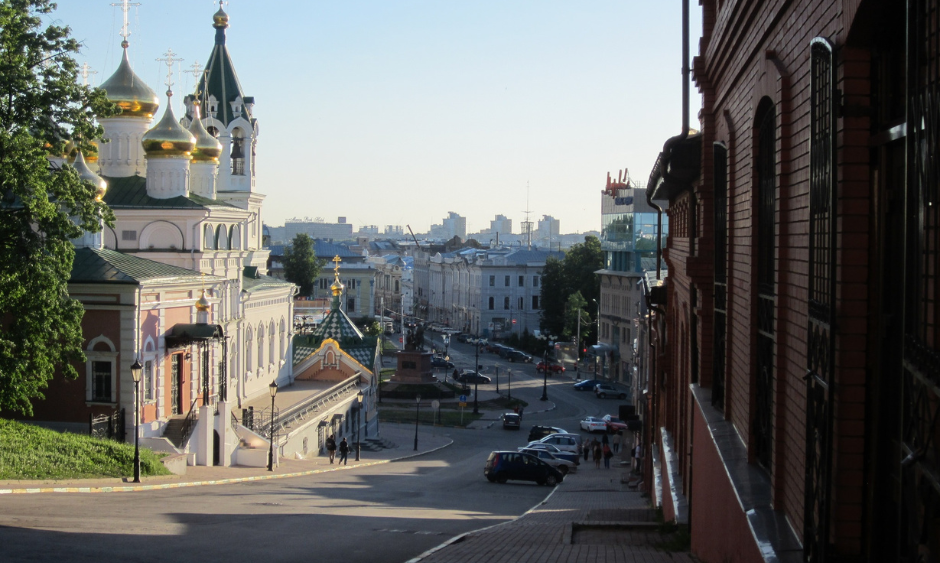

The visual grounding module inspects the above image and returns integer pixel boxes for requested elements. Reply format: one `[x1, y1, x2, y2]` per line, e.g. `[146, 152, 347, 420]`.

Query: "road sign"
[459, 394, 467, 402]
[459, 402, 467, 407]
[431, 400, 440, 409]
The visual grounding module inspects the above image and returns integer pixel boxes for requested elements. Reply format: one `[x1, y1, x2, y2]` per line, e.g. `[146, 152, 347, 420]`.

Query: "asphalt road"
[0, 337, 629, 563]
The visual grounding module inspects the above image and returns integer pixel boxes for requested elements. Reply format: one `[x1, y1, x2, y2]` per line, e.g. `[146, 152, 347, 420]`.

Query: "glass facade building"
[600, 188, 667, 273]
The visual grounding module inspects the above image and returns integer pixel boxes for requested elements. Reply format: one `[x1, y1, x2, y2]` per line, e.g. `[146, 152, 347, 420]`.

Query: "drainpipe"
[647, 0, 691, 280]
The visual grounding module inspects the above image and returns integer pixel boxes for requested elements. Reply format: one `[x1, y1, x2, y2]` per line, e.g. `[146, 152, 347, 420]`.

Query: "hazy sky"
[50, 1, 702, 235]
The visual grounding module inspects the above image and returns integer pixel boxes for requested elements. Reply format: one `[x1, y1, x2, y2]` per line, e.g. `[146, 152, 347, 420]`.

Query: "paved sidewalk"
[0, 422, 451, 494]
[409, 452, 696, 563]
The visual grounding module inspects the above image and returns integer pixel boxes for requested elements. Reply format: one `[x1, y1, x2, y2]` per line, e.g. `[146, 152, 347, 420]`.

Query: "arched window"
[257, 324, 264, 370]
[230, 225, 241, 250]
[279, 318, 286, 363]
[216, 225, 228, 250]
[204, 224, 214, 250]
[231, 128, 245, 175]
[246, 326, 253, 376]
[269, 321, 276, 366]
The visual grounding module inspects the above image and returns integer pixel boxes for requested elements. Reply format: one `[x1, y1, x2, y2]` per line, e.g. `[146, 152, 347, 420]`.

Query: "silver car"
[519, 447, 578, 475]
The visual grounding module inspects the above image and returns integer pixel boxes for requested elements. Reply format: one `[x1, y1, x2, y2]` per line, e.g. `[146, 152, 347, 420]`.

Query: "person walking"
[593, 440, 602, 469]
[583, 437, 590, 462]
[603, 442, 613, 469]
[612, 431, 621, 454]
[339, 437, 350, 465]
[326, 434, 337, 464]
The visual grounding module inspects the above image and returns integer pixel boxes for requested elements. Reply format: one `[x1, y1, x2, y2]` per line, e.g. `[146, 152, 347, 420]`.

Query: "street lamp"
[472, 332, 480, 414]
[537, 334, 555, 402]
[413, 394, 421, 451]
[507, 368, 512, 401]
[267, 381, 278, 471]
[355, 390, 364, 461]
[130, 359, 142, 483]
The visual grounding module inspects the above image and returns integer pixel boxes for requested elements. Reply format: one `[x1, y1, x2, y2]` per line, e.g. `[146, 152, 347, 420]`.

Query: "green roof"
[242, 271, 294, 292]
[70, 248, 213, 284]
[196, 26, 250, 127]
[102, 175, 237, 209]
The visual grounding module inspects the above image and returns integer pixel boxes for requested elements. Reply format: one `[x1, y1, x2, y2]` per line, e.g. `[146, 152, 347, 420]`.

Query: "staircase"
[163, 416, 189, 449]
[360, 437, 397, 452]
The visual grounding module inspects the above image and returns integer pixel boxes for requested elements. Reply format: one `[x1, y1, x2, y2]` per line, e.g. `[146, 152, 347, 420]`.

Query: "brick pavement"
[407, 451, 697, 563]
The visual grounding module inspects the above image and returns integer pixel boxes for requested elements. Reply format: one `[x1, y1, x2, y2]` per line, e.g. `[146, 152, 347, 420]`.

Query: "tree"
[0, 0, 116, 416]
[539, 257, 567, 337]
[564, 291, 590, 342]
[539, 236, 604, 345]
[282, 233, 325, 297]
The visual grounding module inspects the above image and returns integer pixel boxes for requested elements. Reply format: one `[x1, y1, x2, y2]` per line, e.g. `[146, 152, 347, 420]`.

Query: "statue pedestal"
[390, 350, 437, 383]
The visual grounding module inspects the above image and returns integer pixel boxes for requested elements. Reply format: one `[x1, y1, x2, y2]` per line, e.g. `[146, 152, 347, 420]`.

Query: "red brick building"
[639, 1, 939, 561]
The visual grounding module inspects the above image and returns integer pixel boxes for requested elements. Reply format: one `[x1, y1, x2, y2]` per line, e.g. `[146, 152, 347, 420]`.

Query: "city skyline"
[52, 1, 702, 235]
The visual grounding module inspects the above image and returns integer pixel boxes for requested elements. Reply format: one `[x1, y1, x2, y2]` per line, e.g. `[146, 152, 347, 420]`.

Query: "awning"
[165, 323, 224, 349]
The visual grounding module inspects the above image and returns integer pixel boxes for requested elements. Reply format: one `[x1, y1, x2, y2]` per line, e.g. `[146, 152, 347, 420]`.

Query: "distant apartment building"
[429, 212, 466, 241]
[488, 214, 513, 236]
[285, 217, 354, 241]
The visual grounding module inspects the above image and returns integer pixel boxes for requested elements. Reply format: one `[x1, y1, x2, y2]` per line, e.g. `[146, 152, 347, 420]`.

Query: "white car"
[528, 433, 580, 454]
[519, 448, 578, 475]
[580, 416, 607, 433]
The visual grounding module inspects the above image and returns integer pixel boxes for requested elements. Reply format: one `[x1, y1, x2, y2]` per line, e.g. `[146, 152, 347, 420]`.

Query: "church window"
[229, 225, 241, 250]
[231, 128, 245, 176]
[504, 296, 510, 310]
[269, 322, 275, 366]
[216, 225, 228, 250]
[257, 325, 264, 370]
[90, 361, 112, 402]
[122, 230, 137, 241]
[204, 224, 214, 250]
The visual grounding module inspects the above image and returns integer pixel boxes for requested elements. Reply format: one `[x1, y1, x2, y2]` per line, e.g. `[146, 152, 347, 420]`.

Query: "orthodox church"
[22, 4, 378, 468]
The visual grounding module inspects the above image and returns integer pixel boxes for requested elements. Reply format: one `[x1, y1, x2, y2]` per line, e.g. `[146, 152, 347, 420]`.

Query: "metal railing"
[179, 398, 199, 447]
[90, 409, 125, 442]
[239, 374, 361, 437]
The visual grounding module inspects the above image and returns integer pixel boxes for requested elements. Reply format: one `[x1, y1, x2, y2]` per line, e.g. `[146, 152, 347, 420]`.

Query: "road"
[0, 336, 630, 563]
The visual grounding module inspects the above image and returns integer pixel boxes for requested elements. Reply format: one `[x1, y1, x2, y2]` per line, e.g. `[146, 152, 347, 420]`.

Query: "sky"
[50, 1, 702, 236]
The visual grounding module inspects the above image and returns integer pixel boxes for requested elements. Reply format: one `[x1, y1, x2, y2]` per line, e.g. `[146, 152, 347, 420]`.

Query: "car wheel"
[487, 476, 496, 483]
[546, 474, 558, 486]
[599, 393, 606, 398]
[558, 465, 569, 476]
[496, 473, 508, 484]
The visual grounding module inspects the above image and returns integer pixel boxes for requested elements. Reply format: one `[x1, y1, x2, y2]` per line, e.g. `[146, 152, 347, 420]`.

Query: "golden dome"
[331, 278, 345, 297]
[213, 6, 229, 28]
[99, 48, 160, 119]
[141, 96, 196, 158]
[65, 140, 99, 164]
[195, 289, 211, 312]
[189, 104, 222, 162]
[71, 150, 108, 202]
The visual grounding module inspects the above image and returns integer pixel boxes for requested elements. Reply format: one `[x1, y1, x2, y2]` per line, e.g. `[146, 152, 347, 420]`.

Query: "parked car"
[502, 412, 521, 430]
[529, 433, 580, 455]
[573, 378, 603, 391]
[528, 425, 568, 442]
[536, 361, 565, 374]
[594, 383, 627, 399]
[602, 414, 628, 431]
[519, 448, 578, 475]
[456, 370, 491, 384]
[580, 416, 608, 433]
[506, 350, 533, 363]
[484, 451, 565, 485]
[517, 443, 581, 465]
[456, 333, 470, 343]
[430, 356, 455, 369]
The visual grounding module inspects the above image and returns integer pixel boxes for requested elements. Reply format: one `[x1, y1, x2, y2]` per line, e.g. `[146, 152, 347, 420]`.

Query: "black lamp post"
[413, 394, 421, 451]
[355, 390, 363, 461]
[507, 368, 512, 401]
[495, 365, 499, 393]
[130, 359, 142, 483]
[540, 349, 549, 401]
[267, 381, 278, 471]
[472, 333, 480, 414]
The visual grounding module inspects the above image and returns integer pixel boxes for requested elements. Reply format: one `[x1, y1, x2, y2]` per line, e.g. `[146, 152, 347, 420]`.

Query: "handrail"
[274, 373, 361, 434]
[179, 397, 199, 447]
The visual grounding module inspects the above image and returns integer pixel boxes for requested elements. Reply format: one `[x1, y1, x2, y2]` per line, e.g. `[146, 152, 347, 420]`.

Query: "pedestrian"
[583, 437, 590, 462]
[326, 434, 337, 464]
[633, 439, 642, 474]
[593, 440, 602, 469]
[452, 368, 459, 383]
[612, 431, 621, 454]
[601, 431, 609, 445]
[603, 442, 613, 469]
[339, 437, 349, 465]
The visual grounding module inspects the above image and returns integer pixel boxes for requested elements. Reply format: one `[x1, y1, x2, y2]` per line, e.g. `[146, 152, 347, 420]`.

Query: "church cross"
[155, 48, 184, 96]
[79, 62, 97, 86]
[110, 0, 141, 48]
[332, 255, 342, 276]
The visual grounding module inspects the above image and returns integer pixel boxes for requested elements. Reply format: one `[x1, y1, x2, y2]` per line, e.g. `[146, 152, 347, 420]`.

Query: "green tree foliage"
[282, 233, 325, 296]
[363, 321, 382, 337]
[0, 0, 116, 416]
[564, 291, 591, 343]
[539, 236, 604, 345]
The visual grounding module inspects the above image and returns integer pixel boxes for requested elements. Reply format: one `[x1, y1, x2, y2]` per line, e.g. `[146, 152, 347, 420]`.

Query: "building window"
[258, 326, 264, 370]
[532, 296, 539, 309]
[518, 275, 524, 287]
[269, 322, 276, 366]
[348, 298, 356, 311]
[121, 230, 136, 241]
[231, 128, 245, 175]
[504, 275, 510, 287]
[143, 360, 154, 402]
[489, 275, 495, 287]
[503, 296, 510, 309]
[488, 297, 494, 310]
[246, 327, 253, 373]
[91, 361, 112, 402]
[204, 224, 214, 250]
[518, 296, 524, 310]
[394, 280, 400, 292]
[533, 276, 539, 287]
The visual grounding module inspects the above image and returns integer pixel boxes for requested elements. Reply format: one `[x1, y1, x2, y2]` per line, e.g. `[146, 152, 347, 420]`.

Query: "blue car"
[485, 451, 564, 485]
[573, 378, 603, 391]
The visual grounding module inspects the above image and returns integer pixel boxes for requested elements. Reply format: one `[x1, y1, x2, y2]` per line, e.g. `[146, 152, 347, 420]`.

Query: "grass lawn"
[378, 406, 483, 427]
[0, 418, 171, 480]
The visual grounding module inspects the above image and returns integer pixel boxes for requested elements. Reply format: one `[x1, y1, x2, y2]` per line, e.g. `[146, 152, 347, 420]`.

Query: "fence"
[89, 409, 126, 442]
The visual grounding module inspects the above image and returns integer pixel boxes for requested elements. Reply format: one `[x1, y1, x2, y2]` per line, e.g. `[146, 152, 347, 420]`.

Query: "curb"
[0, 440, 454, 495]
